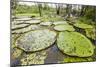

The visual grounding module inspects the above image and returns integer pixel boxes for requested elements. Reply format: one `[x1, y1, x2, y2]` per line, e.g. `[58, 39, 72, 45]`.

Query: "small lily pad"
[57, 31, 94, 57]
[74, 23, 93, 29]
[54, 24, 75, 31]
[15, 29, 57, 52]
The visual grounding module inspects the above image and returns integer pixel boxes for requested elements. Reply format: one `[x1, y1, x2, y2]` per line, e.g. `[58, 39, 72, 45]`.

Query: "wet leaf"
[15, 29, 57, 52]
[54, 24, 75, 31]
[57, 31, 95, 57]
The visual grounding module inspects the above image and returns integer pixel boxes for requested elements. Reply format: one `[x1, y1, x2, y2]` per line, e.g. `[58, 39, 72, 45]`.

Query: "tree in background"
[38, 3, 42, 17]
[56, 4, 61, 15]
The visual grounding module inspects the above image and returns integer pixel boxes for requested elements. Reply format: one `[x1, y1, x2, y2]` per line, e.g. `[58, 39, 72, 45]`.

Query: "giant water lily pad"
[54, 24, 75, 31]
[40, 22, 53, 26]
[26, 19, 41, 24]
[12, 20, 25, 25]
[74, 23, 93, 29]
[53, 21, 68, 25]
[12, 24, 30, 30]
[12, 25, 40, 34]
[57, 31, 94, 57]
[15, 18, 32, 21]
[15, 29, 57, 52]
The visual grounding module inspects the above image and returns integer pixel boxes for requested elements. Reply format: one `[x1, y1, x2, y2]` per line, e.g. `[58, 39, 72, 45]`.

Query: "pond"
[11, 17, 96, 66]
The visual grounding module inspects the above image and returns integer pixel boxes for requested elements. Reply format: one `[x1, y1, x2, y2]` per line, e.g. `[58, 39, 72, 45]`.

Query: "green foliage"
[84, 6, 96, 22]
[85, 28, 96, 40]
[78, 17, 96, 25]
[57, 31, 95, 57]
[74, 22, 93, 29]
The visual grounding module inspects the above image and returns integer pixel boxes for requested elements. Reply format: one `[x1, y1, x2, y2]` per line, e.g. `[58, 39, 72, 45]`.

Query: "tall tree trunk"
[56, 4, 60, 15]
[66, 4, 72, 18]
[80, 5, 86, 16]
[38, 3, 42, 17]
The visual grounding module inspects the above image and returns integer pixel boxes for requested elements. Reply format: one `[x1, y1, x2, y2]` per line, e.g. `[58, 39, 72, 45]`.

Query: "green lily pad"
[26, 19, 41, 24]
[54, 24, 75, 31]
[12, 25, 39, 34]
[15, 29, 57, 52]
[20, 51, 47, 65]
[74, 23, 93, 29]
[57, 31, 94, 57]
[40, 22, 53, 26]
[15, 18, 32, 21]
[85, 28, 96, 40]
[12, 24, 30, 30]
[53, 21, 68, 25]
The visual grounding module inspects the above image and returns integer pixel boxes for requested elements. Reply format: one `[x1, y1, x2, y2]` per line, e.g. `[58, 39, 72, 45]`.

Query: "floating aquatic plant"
[54, 24, 75, 31]
[40, 22, 53, 26]
[53, 21, 68, 25]
[57, 31, 95, 57]
[12, 25, 39, 34]
[15, 29, 57, 52]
